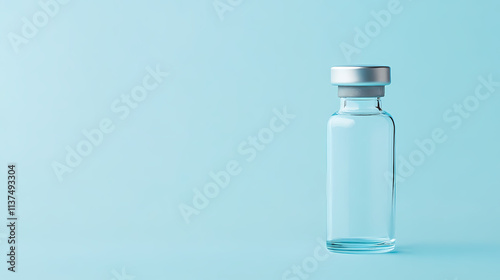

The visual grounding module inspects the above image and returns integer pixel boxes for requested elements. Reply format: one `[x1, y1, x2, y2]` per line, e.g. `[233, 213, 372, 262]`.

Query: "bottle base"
[326, 238, 395, 254]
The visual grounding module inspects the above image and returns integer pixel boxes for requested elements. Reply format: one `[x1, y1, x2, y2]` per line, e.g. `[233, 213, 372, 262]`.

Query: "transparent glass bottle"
[326, 66, 396, 253]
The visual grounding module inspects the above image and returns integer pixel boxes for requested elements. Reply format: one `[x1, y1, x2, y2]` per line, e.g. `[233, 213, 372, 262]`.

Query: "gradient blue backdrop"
[0, 0, 499, 279]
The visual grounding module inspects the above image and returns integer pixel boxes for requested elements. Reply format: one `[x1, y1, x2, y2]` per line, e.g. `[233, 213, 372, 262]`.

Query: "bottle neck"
[339, 97, 383, 114]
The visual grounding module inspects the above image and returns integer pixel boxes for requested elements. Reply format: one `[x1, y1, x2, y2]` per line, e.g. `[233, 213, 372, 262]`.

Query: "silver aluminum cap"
[331, 66, 391, 97]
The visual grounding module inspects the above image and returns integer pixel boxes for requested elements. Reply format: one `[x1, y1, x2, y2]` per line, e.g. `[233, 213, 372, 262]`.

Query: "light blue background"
[0, 0, 499, 279]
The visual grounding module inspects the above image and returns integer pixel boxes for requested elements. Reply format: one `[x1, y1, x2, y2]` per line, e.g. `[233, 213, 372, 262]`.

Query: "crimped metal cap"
[331, 66, 391, 86]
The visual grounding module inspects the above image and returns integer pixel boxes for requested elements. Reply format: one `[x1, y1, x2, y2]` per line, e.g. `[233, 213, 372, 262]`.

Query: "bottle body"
[326, 97, 395, 253]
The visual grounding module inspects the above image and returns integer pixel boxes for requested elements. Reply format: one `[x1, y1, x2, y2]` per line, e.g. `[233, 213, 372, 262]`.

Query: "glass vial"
[326, 66, 396, 253]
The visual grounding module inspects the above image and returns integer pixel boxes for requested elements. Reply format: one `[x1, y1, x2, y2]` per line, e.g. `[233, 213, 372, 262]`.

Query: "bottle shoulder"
[328, 111, 395, 127]
[330, 109, 393, 118]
